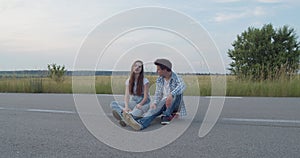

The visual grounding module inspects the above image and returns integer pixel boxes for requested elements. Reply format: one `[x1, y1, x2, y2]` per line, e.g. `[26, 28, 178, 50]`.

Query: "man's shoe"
[161, 115, 173, 125]
[123, 112, 142, 130]
[112, 110, 126, 127]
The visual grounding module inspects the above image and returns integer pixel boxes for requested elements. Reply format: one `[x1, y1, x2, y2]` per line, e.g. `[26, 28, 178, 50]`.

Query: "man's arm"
[154, 78, 163, 105]
[171, 74, 186, 96]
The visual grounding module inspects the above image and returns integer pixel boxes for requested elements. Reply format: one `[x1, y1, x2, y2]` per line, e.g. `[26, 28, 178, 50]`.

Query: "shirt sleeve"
[154, 77, 163, 105]
[143, 78, 149, 85]
[171, 74, 186, 96]
[125, 78, 129, 86]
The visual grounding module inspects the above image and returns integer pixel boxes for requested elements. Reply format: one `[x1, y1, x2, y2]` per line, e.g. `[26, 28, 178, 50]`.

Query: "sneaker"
[172, 112, 180, 119]
[119, 120, 126, 127]
[123, 112, 142, 130]
[161, 115, 174, 125]
[112, 110, 126, 127]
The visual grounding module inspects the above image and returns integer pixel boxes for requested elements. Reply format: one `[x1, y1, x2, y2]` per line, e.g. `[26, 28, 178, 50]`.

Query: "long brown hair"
[129, 60, 144, 96]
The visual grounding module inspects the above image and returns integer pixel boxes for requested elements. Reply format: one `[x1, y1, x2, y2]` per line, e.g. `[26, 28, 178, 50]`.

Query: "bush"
[47, 64, 66, 83]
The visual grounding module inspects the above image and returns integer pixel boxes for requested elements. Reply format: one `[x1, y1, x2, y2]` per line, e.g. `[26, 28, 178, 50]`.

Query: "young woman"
[110, 60, 150, 127]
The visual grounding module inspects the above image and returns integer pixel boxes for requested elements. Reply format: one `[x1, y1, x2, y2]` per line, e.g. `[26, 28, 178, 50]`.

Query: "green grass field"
[0, 75, 299, 97]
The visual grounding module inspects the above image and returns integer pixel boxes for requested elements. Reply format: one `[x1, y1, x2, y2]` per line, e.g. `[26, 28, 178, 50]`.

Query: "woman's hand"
[136, 103, 143, 110]
[150, 103, 156, 109]
[123, 107, 131, 112]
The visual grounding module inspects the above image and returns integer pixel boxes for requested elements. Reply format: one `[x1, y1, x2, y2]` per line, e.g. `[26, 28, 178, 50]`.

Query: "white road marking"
[205, 96, 243, 99]
[222, 118, 300, 124]
[26, 109, 75, 114]
[0, 107, 75, 114]
[96, 94, 123, 97]
[2, 106, 300, 125]
[97, 94, 243, 99]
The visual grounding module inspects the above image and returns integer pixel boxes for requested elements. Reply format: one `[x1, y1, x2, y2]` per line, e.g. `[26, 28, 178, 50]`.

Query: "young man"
[123, 58, 186, 130]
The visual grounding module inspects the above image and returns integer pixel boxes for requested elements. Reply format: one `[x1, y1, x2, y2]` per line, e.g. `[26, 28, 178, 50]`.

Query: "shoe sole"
[161, 121, 170, 125]
[119, 120, 126, 127]
[112, 110, 126, 127]
[123, 112, 141, 130]
[112, 110, 122, 120]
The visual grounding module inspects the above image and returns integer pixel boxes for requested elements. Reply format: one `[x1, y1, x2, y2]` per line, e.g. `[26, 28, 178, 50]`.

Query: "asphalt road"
[0, 93, 299, 158]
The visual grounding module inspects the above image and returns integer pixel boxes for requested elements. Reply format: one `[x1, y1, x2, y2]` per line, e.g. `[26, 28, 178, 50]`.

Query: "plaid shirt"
[154, 72, 187, 116]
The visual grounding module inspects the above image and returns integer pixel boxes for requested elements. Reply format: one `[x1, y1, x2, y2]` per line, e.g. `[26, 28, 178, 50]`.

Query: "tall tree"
[228, 24, 300, 80]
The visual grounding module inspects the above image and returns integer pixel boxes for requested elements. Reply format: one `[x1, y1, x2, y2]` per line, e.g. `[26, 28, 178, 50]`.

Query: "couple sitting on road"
[110, 58, 186, 130]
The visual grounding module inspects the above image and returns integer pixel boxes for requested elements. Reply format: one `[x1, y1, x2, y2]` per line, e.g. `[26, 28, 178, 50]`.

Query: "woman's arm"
[136, 83, 149, 109]
[123, 85, 130, 112]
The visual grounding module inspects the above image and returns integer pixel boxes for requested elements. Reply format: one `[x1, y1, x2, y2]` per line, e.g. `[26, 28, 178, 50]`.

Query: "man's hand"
[166, 94, 173, 108]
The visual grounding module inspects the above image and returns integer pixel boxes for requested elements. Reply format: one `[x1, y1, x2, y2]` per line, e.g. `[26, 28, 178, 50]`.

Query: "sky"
[0, 0, 299, 73]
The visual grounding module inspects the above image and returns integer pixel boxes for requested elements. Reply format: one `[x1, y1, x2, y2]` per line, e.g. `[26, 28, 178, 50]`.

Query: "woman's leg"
[110, 101, 125, 115]
[130, 98, 150, 117]
[110, 101, 126, 126]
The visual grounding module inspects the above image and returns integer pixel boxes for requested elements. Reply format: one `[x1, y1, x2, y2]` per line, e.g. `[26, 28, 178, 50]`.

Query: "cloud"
[0, 0, 115, 55]
[213, 0, 241, 3]
[213, 6, 267, 22]
[256, 0, 282, 3]
[213, 12, 245, 22]
[253, 6, 266, 16]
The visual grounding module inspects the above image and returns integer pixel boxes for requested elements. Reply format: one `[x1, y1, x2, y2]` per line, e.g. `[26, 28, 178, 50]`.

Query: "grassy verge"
[226, 76, 300, 97]
[0, 75, 299, 97]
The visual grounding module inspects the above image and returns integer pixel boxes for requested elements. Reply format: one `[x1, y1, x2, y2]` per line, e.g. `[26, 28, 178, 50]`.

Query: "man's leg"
[161, 94, 182, 125]
[137, 106, 166, 130]
[124, 99, 166, 130]
[137, 98, 167, 129]
[162, 94, 182, 117]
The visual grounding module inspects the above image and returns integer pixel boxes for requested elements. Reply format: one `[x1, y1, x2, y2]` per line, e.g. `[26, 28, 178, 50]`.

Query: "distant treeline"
[0, 70, 218, 78]
[0, 70, 49, 78]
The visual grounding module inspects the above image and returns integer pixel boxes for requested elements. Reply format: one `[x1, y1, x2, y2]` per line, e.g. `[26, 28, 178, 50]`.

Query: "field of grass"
[0, 75, 299, 97]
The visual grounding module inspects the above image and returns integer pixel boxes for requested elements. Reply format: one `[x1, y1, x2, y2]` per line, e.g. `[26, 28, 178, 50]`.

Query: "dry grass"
[0, 75, 299, 97]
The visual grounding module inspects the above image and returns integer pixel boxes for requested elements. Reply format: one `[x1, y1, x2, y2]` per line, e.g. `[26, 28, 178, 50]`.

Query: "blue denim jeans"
[110, 95, 150, 117]
[137, 94, 182, 130]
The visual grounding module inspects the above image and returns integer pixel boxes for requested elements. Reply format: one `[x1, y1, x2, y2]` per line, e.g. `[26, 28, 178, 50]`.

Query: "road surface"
[0, 93, 299, 158]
